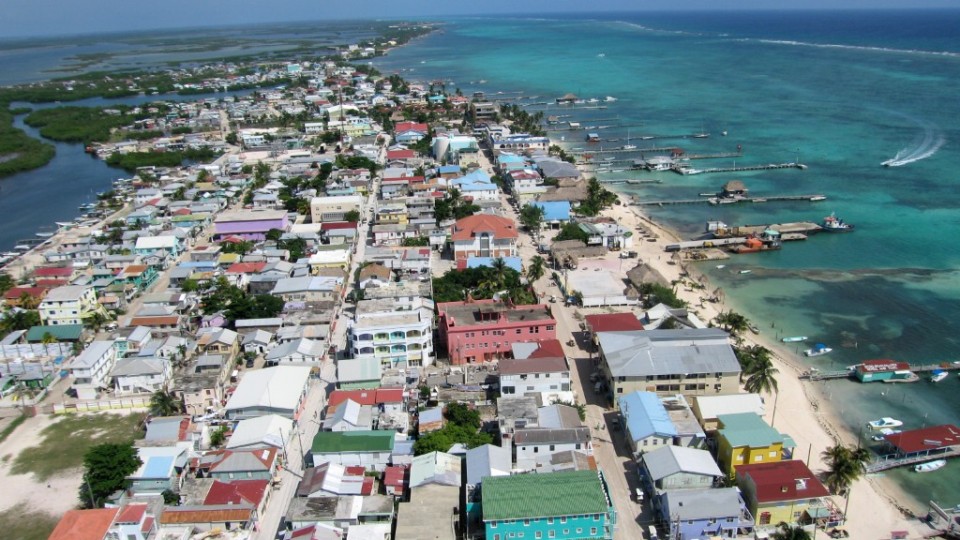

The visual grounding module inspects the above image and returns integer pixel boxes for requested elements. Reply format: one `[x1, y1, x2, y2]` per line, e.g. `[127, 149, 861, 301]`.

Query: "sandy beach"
[598, 194, 929, 537]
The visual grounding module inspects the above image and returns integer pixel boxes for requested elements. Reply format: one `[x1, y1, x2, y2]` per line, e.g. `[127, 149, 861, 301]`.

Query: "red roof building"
[226, 262, 267, 274]
[49, 508, 120, 540]
[885, 424, 960, 455]
[395, 122, 429, 133]
[736, 460, 830, 527]
[115, 503, 148, 525]
[386, 149, 416, 161]
[204, 479, 270, 509]
[34, 266, 74, 279]
[450, 214, 519, 262]
[584, 313, 644, 345]
[4, 286, 48, 307]
[383, 465, 408, 497]
[319, 221, 358, 231]
[327, 388, 404, 409]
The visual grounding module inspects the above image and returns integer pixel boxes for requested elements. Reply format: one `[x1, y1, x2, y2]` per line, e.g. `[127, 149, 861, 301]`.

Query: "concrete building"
[660, 487, 754, 540]
[224, 366, 312, 420]
[349, 298, 434, 369]
[70, 340, 117, 400]
[450, 214, 518, 262]
[736, 460, 830, 529]
[715, 412, 795, 479]
[308, 431, 395, 472]
[691, 394, 766, 433]
[213, 210, 289, 241]
[596, 329, 741, 406]
[437, 299, 556, 365]
[310, 195, 363, 223]
[482, 470, 616, 540]
[499, 339, 570, 398]
[39, 285, 104, 326]
[639, 445, 723, 494]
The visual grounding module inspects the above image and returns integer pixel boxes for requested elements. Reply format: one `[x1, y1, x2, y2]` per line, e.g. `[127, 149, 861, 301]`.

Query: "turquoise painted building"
[482, 470, 616, 540]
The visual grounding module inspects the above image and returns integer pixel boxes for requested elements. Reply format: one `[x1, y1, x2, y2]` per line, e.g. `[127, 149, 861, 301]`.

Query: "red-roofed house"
[34, 265, 75, 283]
[49, 508, 120, 540]
[296, 462, 374, 497]
[584, 312, 644, 344]
[437, 299, 556, 364]
[450, 214, 518, 262]
[226, 262, 267, 275]
[884, 424, 960, 456]
[386, 149, 416, 162]
[499, 338, 570, 397]
[204, 479, 271, 517]
[736, 460, 831, 527]
[854, 359, 913, 382]
[4, 286, 48, 307]
[383, 465, 408, 497]
[112, 503, 156, 540]
[326, 388, 405, 415]
[395, 122, 429, 134]
[158, 505, 255, 530]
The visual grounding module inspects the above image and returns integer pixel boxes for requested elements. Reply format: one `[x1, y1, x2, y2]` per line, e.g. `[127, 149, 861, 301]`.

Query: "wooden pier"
[803, 361, 960, 382]
[866, 448, 960, 473]
[635, 195, 827, 207]
[677, 162, 807, 175]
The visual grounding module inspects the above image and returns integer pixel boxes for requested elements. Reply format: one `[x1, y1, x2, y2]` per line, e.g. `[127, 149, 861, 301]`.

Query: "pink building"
[450, 214, 519, 262]
[437, 299, 557, 364]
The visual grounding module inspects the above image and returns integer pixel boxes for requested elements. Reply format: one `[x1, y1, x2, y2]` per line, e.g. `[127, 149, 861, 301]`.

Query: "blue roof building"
[438, 164, 462, 176]
[532, 201, 571, 223]
[619, 391, 678, 457]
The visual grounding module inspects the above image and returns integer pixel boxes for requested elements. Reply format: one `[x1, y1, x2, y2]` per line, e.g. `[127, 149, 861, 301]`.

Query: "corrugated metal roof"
[482, 470, 608, 521]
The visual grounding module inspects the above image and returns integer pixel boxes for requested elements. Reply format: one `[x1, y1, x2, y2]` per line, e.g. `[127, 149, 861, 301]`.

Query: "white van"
[647, 525, 658, 540]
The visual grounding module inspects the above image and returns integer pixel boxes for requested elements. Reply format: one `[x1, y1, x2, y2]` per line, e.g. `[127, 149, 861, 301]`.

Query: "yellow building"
[375, 203, 409, 225]
[735, 460, 831, 528]
[715, 412, 794, 479]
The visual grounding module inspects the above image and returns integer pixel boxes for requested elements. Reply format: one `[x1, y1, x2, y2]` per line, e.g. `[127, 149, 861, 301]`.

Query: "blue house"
[619, 391, 678, 457]
[482, 470, 616, 540]
[498, 153, 527, 172]
[532, 201, 571, 226]
[660, 487, 754, 540]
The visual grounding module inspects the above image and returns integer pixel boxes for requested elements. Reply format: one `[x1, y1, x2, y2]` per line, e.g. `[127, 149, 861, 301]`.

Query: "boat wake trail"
[882, 117, 945, 167]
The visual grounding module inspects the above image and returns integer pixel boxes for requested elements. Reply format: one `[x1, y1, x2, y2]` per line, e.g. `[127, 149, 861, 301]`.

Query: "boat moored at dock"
[782, 336, 807, 343]
[867, 417, 904, 430]
[915, 459, 947, 473]
[931, 369, 948, 382]
[804, 344, 832, 357]
[822, 212, 854, 232]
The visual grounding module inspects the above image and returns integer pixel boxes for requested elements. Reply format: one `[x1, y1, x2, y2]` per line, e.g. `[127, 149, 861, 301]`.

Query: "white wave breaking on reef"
[740, 38, 960, 59]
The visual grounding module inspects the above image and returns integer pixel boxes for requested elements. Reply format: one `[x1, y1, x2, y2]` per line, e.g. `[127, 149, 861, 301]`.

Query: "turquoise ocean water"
[374, 10, 960, 508]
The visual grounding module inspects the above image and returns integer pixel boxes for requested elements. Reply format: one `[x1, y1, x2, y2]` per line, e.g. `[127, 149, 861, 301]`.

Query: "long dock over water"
[802, 362, 960, 382]
[635, 195, 826, 207]
[678, 162, 807, 175]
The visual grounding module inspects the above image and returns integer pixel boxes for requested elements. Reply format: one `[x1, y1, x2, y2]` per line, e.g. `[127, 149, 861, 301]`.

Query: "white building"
[70, 340, 117, 400]
[499, 340, 570, 398]
[110, 357, 172, 395]
[265, 338, 325, 366]
[39, 285, 103, 326]
[224, 366, 312, 420]
[349, 299, 434, 369]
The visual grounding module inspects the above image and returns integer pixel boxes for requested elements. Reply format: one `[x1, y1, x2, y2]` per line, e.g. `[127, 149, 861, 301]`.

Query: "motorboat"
[782, 336, 807, 343]
[804, 344, 832, 357]
[822, 212, 854, 232]
[914, 459, 947, 473]
[809, 195, 827, 202]
[930, 369, 949, 383]
[867, 417, 903, 430]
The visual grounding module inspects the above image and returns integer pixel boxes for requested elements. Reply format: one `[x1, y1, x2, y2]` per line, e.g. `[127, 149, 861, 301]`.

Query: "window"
[547, 518, 554, 524]
[494, 535, 500, 540]
[491, 522, 498, 529]
[524, 519, 529, 526]
[560, 517, 567, 524]
[535, 533, 542, 539]
[548, 532, 555, 539]
[594, 514, 601, 521]
[769, 450, 778, 457]
[549, 445, 555, 451]
[590, 528, 598, 535]
[516, 329, 522, 334]
[546, 325, 555, 331]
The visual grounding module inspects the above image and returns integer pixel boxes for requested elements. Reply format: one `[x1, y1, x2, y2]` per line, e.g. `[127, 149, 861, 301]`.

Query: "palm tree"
[714, 310, 750, 337]
[490, 257, 509, 289]
[149, 390, 183, 417]
[527, 256, 546, 284]
[770, 522, 811, 540]
[821, 444, 870, 495]
[743, 355, 779, 395]
[735, 344, 771, 379]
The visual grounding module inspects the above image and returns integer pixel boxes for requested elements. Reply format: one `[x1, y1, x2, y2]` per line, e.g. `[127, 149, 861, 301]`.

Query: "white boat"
[739, 270, 752, 275]
[604, 96, 618, 102]
[931, 369, 949, 383]
[782, 336, 807, 343]
[804, 344, 832, 356]
[809, 196, 827, 202]
[715, 265, 726, 269]
[914, 459, 947, 473]
[867, 417, 903, 430]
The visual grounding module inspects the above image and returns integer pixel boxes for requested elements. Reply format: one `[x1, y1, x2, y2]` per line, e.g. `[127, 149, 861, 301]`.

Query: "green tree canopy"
[554, 222, 589, 243]
[445, 402, 481, 430]
[80, 442, 142, 508]
[149, 390, 183, 417]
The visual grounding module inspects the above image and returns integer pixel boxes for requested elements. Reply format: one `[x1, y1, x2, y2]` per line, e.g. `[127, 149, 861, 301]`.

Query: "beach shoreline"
[596, 190, 930, 536]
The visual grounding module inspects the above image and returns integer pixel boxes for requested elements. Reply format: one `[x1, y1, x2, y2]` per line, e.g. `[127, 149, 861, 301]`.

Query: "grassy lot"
[11, 413, 145, 480]
[0, 503, 60, 540]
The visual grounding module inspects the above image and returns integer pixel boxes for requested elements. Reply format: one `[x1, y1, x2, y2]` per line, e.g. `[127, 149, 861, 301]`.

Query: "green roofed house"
[715, 412, 796, 479]
[309, 430, 395, 472]
[482, 470, 616, 540]
[25, 324, 84, 343]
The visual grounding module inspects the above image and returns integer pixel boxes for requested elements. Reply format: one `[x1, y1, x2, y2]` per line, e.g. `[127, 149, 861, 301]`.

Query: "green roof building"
[482, 470, 616, 540]
[25, 324, 84, 343]
[308, 430, 395, 472]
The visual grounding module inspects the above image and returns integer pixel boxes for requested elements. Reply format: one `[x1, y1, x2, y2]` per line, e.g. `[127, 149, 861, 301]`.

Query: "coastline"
[596, 188, 929, 536]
